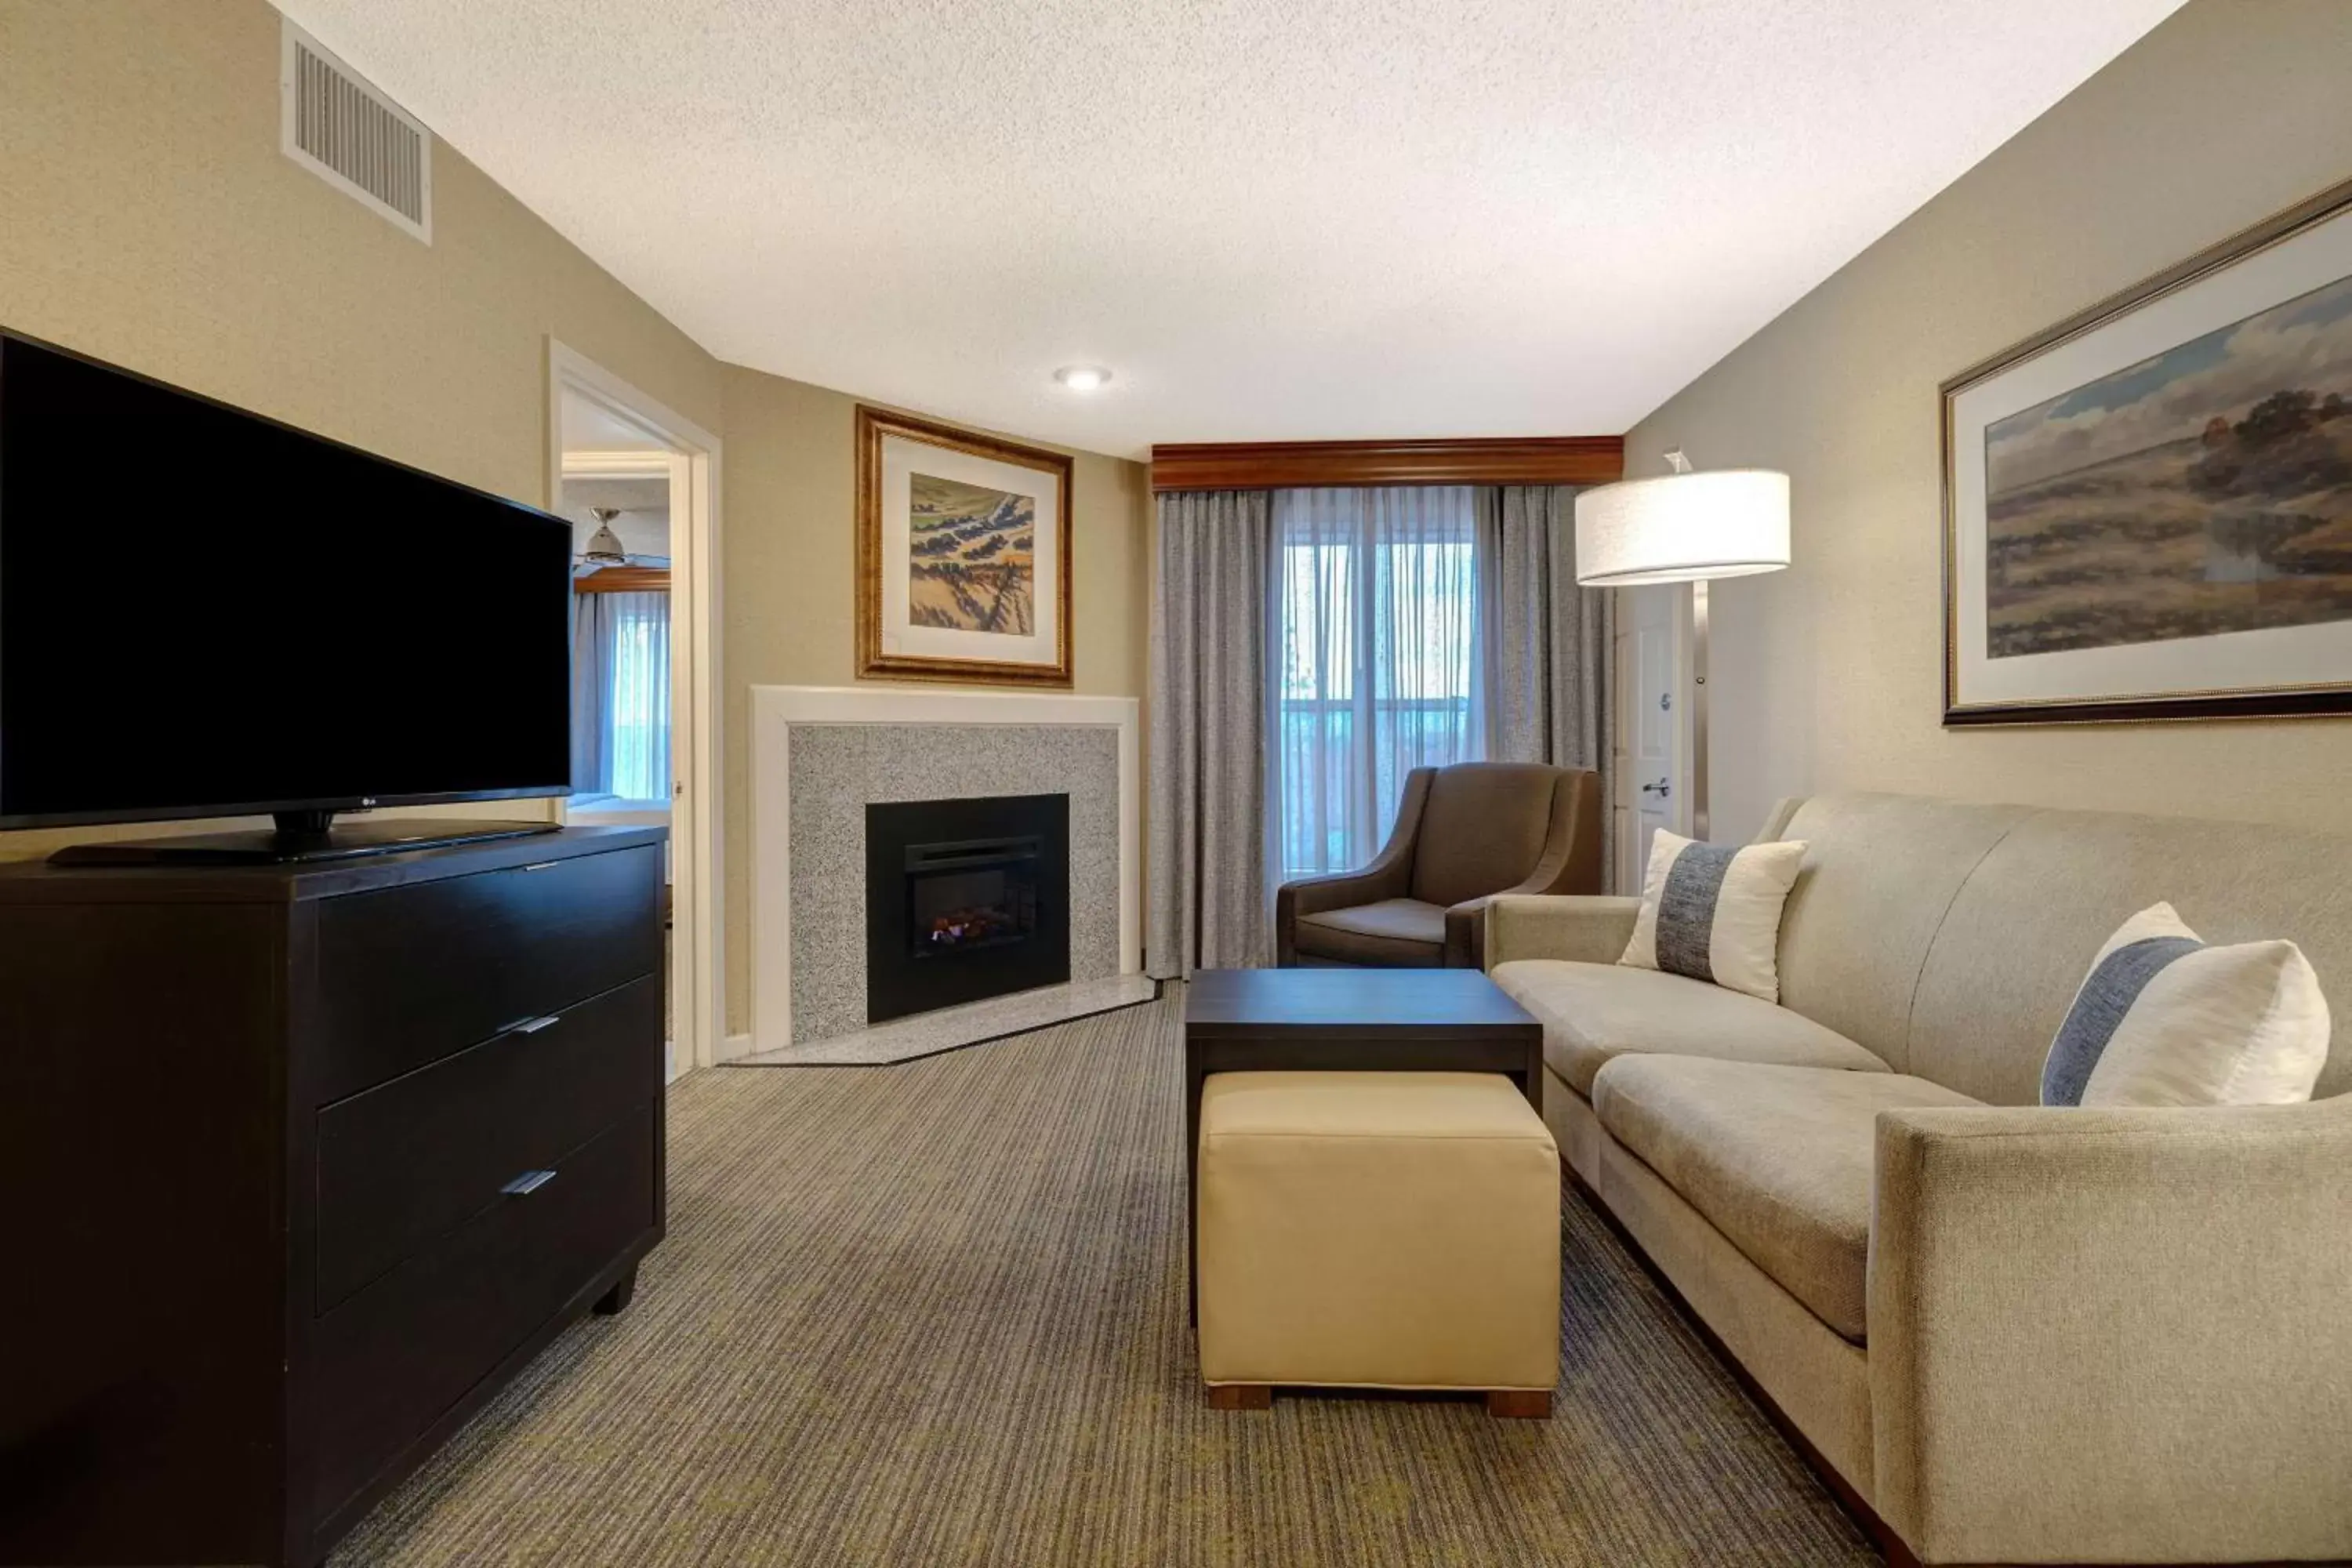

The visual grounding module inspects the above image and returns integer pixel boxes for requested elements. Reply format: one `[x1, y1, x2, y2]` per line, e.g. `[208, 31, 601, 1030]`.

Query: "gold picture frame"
[855, 405, 1074, 688]
[1942, 173, 2352, 727]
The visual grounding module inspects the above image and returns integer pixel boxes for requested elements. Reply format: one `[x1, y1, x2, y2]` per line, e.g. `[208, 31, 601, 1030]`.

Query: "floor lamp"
[1573, 452, 1790, 843]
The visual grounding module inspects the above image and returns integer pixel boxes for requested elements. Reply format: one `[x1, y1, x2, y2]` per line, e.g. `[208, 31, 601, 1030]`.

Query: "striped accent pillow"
[2042, 902, 2331, 1108]
[1618, 829, 1807, 1004]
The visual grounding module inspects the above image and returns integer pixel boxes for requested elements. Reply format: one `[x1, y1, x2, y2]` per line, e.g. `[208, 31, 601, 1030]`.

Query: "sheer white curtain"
[601, 590, 670, 802]
[1271, 486, 1483, 882]
[572, 588, 671, 803]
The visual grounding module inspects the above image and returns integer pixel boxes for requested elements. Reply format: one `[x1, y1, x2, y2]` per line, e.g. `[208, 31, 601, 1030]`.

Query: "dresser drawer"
[310, 1106, 658, 1523]
[314, 975, 661, 1311]
[313, 844, 662, 1102]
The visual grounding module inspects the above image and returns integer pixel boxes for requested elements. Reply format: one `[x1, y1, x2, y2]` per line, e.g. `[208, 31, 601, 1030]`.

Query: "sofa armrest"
[1868, 1097, 2352, 1566]
[1481, 895, 1642, 970]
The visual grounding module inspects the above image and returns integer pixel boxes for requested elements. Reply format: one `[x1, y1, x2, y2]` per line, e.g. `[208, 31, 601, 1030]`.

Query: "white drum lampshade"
[1572, 456, 1790, 844]
[1573, 468, 1790, 586]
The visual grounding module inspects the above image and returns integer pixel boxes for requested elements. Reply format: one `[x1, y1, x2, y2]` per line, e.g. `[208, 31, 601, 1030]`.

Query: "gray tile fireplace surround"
[781, 723, 1123, 1047]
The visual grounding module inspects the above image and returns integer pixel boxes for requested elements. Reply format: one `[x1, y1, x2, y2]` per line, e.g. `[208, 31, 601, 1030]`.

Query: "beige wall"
[719, 366, 1152, 1034]
[0, 0, 724, 517]
[0, 0, 726, 855]
[1624, 0, 2352, 844]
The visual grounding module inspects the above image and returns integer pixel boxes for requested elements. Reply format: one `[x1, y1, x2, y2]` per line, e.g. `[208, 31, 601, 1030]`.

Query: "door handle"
[1640, 779, 1671, 797]
[501, 1169, 558, 1197]
[500, 1014, 563, 1035]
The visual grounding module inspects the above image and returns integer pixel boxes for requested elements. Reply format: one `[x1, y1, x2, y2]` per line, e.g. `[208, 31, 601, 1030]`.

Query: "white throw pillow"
[2041, 902, 2331, 1108]
[1618, 829, 1807, 1004]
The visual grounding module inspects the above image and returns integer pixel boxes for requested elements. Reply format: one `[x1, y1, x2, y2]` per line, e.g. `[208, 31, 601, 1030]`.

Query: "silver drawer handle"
[501, 1014, 563, 1035]
[501, 1169, 558, 1197]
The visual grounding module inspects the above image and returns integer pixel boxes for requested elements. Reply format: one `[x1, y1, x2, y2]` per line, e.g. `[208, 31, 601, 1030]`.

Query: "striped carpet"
[331, 990, 1876, 1567]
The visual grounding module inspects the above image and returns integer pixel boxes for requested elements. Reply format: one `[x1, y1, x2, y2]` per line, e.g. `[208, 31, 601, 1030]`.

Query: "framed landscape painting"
[856, 406, 1073, 687]
[1944, 176, 2352, 725]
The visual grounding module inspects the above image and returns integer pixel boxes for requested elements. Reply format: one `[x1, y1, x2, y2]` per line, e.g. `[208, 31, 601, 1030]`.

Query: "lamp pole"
[1662, 448, 1712, 843]
[1690, 576, 1710, 843]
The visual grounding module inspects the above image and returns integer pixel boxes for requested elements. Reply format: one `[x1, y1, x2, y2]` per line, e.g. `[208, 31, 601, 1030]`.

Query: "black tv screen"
[0, 332, 572, 829]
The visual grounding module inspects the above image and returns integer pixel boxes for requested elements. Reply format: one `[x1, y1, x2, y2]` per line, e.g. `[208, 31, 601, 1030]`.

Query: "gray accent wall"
[1619, 2, 2352, 847]
[786, 723, 1122, 1042]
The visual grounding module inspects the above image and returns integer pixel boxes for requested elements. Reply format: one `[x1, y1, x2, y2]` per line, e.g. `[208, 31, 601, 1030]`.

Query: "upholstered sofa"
[1277, 762, 1602, 969]
[1485, 792, 2352, 1567]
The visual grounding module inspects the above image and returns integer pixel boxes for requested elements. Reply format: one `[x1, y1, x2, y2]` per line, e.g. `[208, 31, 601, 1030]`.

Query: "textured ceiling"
[280, 0, 2186, 459]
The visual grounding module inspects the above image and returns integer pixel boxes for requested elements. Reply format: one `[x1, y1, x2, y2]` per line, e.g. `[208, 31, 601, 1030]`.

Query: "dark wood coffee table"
[1182, 967, 1544, 1313]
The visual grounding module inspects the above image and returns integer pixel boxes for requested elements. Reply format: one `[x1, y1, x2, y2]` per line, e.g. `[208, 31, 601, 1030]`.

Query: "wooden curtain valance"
[1149, 435, 1624, 493]
[573, 566, 671, 594]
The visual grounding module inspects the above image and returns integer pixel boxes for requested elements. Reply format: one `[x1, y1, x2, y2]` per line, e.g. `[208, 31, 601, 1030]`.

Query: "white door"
[1622, 583, 1688, 887]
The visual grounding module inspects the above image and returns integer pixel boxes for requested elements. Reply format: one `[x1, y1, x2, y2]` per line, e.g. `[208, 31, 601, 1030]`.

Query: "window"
[572, 588, 671, 804]
[603, 592, 670, 802]
[1272, 487, 1483, 880]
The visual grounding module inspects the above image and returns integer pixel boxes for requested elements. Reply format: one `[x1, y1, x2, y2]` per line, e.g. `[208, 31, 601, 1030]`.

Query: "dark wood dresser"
[0, 826, 667, 1567]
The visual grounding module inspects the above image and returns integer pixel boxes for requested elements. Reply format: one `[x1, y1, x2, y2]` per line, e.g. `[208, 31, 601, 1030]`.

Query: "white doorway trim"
[547, 340, 724, 1076]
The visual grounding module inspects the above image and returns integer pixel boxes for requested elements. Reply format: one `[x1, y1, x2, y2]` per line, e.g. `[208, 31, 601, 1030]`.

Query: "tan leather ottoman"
[1196, 1070, 1560, 1417]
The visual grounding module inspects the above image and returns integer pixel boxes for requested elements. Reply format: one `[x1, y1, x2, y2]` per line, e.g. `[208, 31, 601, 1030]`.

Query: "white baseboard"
[722, 1032, 754, 1062]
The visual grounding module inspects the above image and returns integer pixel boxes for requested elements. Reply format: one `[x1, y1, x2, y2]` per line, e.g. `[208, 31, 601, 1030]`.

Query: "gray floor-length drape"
[1147, 490, 1274, 978]
[1480, 485, 1617, 888]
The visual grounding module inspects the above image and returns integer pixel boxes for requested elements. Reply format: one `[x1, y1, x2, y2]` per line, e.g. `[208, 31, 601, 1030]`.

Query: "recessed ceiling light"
[1054, 365, 1112, 393]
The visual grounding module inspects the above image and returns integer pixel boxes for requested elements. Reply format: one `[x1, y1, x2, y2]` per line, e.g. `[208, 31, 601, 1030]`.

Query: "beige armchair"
[1276, 762, 1602, 970]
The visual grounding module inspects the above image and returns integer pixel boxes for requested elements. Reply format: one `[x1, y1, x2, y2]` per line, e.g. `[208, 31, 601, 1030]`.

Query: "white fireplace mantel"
[746, 684, 1141, 1058]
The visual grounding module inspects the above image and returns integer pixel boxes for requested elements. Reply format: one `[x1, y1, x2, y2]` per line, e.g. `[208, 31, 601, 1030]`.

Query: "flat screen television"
[0, 330, 573, 862]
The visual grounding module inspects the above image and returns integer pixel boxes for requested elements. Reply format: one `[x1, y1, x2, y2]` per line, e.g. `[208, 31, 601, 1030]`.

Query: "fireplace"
[866, 793, 1070, 1023]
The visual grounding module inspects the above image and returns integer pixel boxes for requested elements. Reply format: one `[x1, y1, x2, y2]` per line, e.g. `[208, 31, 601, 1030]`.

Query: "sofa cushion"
[1592, 1057, 1984, 1342]
[1294, 898, 1446, 966]
[2042, 902, 2329, 1108]
[1490, 958, 1890, 1094]
[1762, 793, 2038, 1075]
[1621, 829, 1808, 1002]
[1901, 804, 2352, 1104]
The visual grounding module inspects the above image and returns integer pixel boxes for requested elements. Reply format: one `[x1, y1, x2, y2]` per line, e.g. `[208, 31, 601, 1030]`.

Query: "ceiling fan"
[581, 506, 631, 566]
[574, 506, 671, 579]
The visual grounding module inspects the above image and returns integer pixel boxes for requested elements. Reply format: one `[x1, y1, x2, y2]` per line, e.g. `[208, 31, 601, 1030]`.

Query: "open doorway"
[549, 343, 721, 1081]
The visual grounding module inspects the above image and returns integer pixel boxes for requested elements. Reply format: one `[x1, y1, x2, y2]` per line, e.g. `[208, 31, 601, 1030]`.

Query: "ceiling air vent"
[280, 20, 432, 243]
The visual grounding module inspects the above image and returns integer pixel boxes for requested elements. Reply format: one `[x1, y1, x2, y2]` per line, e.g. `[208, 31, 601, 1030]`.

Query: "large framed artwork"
[1944, 176, 2352, 725]
[856, 406, 1073, 687]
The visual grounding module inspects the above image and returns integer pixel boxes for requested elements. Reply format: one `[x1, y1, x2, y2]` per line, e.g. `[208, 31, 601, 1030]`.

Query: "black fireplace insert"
[866, 793, 1069, 1023]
